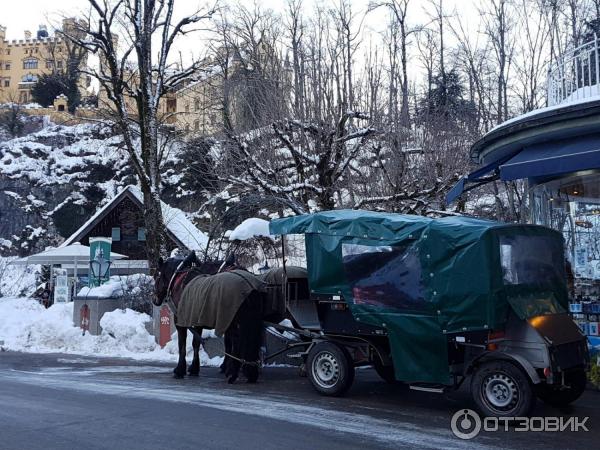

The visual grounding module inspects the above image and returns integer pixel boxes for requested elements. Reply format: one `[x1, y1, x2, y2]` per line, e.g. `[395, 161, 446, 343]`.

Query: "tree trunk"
[142, 186, 166, 267]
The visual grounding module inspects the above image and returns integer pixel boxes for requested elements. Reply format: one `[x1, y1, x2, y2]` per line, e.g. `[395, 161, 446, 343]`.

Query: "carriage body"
[270, 210, 589, 416]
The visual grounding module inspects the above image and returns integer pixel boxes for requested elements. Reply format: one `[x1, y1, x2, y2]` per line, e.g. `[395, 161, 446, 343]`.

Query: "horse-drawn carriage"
[155, 210, 589, 418]
[267, 210, 589, 417]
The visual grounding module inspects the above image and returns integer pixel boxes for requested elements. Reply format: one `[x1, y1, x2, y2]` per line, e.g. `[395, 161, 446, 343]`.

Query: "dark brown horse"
[153, 253, 264, 383]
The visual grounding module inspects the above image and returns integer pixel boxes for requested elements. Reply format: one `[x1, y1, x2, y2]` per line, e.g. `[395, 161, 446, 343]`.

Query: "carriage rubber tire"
[471, 360, 535, 417]
[307, 341, 355, 397]
[535, 368, 587, 407]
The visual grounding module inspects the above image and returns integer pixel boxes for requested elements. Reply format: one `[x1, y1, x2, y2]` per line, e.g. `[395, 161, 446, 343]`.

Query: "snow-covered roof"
[11, 243, 127, 265]
[62, 185, 208, 252]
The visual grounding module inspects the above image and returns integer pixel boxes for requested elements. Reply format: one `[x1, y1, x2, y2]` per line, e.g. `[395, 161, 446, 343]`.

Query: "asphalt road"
[0, 351, 598, 450]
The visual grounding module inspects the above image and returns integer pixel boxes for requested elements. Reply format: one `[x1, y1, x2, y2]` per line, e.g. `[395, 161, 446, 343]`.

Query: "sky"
[0, 0, 481, 92]
[1, 0, 481, 45]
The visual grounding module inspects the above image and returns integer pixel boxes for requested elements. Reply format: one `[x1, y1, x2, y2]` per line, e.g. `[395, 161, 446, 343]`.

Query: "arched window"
[23, 58, 38, 69]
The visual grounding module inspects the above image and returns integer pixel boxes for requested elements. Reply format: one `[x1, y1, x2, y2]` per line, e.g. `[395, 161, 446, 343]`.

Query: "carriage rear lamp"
[543, 367, 551, 378]
[487, 330, 505, 351]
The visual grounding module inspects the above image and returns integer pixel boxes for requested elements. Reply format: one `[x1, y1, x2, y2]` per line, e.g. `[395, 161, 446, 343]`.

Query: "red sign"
[159, 305, 172, 347]
[80, 304, 90, 335]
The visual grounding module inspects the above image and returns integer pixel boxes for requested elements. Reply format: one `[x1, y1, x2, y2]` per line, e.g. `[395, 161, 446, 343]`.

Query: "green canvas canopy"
[270, 210, 568, 384]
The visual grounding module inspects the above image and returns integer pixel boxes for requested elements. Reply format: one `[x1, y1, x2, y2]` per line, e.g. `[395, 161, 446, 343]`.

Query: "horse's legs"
[188, 326, 202, 376]
[220, 332, 232, 374]
[239, 292, 263, 383]
[173, 325, 187, 379]
[225, 323, 241, 384]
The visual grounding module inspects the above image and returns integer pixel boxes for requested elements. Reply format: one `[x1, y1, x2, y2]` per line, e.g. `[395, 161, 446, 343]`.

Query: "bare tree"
[65, 0, 215, 265]
[0, 93, 24, 138]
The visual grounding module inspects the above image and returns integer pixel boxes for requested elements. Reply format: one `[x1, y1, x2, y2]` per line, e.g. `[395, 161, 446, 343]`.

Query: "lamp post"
[89, 237, 112, 287]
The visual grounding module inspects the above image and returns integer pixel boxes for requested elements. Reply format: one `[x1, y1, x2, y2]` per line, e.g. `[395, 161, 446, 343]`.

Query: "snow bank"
[77, 274, 153, 298]
[228, 218, 272, 241]
[0, 297, 222, 366]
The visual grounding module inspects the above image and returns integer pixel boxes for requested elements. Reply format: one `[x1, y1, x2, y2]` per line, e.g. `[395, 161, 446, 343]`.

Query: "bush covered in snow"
[77, 274, 154, 315]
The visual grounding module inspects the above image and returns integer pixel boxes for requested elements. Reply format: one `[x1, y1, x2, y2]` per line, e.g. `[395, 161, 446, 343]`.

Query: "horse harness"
[165, 262, 205, 315]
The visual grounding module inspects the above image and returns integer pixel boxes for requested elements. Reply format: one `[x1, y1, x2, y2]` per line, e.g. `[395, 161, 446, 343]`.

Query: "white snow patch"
[228, 218, 272, 241]
[0, 297, 222, 366]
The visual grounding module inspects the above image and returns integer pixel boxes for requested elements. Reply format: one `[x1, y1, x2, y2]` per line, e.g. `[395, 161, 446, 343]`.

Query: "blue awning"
[447, 133, 600, 205]
[499, 133, 600, 181]
[445, 158, 510, 205]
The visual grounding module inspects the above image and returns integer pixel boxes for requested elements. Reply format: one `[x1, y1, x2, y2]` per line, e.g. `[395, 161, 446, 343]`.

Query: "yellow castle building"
[0, 19, 89, 104]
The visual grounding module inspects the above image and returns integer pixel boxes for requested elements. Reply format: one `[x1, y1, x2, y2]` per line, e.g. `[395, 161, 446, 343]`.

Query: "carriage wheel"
[307, 341, 355, 396]
[471, 360, 535, 417]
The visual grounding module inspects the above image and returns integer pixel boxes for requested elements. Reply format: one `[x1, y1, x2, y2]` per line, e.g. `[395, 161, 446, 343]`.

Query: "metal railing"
[547, 35, 600, 106]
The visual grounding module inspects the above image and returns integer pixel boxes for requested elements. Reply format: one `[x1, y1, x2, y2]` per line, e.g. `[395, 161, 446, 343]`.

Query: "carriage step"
[409, 383, 446, 393]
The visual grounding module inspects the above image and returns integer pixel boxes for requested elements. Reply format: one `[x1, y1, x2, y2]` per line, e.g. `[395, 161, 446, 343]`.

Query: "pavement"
[0, 351, 598, 450]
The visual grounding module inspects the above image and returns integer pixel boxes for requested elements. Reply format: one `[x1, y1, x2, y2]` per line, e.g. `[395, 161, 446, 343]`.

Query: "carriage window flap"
[342, 243, 426, 311]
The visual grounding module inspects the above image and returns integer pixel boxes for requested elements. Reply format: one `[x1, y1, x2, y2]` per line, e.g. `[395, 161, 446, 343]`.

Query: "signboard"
[80, 304, 90, 335]
[574, 247, 590, 278]
[159, 305, 172, 347]
[89, 237, 112, 287]
[54, 274, 70, 303]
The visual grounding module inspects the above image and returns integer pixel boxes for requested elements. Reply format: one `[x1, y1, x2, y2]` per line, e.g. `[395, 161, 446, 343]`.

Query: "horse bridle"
[163, 259, 187, 314]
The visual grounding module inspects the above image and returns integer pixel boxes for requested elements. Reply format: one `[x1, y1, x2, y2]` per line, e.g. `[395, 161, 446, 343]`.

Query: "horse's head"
[153, 252, 205, 305]
[153, 257, 181, 306]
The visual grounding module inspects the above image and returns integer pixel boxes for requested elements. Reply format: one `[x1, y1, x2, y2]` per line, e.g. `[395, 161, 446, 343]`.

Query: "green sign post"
[89, 237, 112, 287]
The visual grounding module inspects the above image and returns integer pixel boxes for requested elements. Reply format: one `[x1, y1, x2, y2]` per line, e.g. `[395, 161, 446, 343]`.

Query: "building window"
[111, 227, 121, 241]
[194, 120, 200, 131]
[6, 49, 10, 56]
[4, 80, 9, 87]
[185, 103, 190, 113]
[23, 58, 38, 69]
[57, 61, 63, 69]
[5, 63, 10, 70]
[138, 228, 146, 241]
[194, 98, 200, 111]
[46, 61, 53, 69]
[21, 73, 38, 83]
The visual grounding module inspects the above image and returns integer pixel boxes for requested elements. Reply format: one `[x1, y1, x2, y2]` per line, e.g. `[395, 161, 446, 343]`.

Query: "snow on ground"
[0, 297, 223, 366]
[228, 218, 272, 241]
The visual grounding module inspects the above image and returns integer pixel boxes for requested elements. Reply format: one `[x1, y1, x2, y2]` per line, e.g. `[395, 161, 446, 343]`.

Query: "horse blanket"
[258, 266, 308, 322]
[176, 269, 265, 335]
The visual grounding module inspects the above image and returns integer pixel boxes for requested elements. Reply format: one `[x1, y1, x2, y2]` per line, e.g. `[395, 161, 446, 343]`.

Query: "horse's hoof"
[227, 376, 237, 384]
[173, 373, 185, 379]
[188, 370, 199, 377]
[173, 368, 186, 379]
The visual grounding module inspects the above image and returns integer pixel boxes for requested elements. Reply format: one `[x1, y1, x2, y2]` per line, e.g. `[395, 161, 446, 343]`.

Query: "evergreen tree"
[419, 69, 477, 125]
[31, 74, 65, 107]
